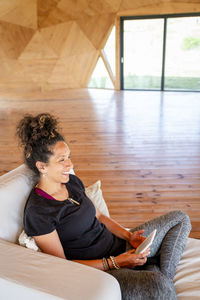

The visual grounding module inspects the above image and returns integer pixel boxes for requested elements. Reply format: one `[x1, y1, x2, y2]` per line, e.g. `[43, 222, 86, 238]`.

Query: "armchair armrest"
[0, 238, 121, 300]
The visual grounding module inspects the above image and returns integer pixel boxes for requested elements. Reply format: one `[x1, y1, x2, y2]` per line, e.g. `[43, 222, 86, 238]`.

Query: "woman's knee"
[175, 210, 191, 229]
[167, 210, 191, 228]
[108, 269, 177, 300]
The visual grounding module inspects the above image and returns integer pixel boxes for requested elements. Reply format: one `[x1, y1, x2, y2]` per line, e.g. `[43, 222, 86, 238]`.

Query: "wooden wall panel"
[46, 50, 98, 89]
[60, 22, 96, 57]
[19, 32, 58, 59]
[0, 0, 37, 30]
[0, 21, 34, 59]
[6, 61, 35, 83]
[0, 0, 199, 92]
[0, 59, 17, 80]
[41, 22, 73, 56]
[18, 59, 57, 83]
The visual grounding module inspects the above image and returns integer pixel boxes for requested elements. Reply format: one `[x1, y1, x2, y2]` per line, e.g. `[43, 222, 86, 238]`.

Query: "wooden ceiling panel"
[167, 0, 200, 2]
[88, 0, 121, 14]
[60, 22, 96, 57]
[38, 7, 72, 28]
[0, 21, 35, 59]
[104, 0, 122, 12]
[57, 0, 89, 19]
[40, 22, 73, 56]
[119, 0, 200, 16]
[0, 0, 37, 30]
[77, 13, 115, 50]
[0, 0, 23, 18]
[37, 0, 60, 28]
[18, 32, 58, 59]
[120, 0, 161, 11]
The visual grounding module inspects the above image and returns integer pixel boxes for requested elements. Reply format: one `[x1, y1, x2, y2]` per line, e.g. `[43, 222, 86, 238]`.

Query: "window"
[121, 14, 200, 91]
[165, 16, 200, 91]
[88, 57, 114, 89]
[88, 26, 115, 89]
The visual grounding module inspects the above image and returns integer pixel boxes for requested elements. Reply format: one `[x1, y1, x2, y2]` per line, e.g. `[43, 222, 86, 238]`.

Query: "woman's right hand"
[115, 247, 150, 269]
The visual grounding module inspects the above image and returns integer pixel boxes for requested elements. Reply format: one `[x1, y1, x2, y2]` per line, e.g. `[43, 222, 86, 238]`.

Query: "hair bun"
[17, 113, 59, 146]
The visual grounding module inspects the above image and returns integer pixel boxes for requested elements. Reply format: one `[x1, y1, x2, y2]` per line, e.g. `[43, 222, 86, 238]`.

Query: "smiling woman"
[16, 113, 191, 300]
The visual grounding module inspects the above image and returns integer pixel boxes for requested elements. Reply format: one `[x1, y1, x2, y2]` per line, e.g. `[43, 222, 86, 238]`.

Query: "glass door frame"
[120, 12, 200, 92]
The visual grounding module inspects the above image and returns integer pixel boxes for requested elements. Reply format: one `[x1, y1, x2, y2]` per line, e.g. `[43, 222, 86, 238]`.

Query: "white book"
[135, 229, 157, 254]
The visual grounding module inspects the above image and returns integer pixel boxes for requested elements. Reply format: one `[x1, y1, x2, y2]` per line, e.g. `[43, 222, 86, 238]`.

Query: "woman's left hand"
[128, 230, 146, 249]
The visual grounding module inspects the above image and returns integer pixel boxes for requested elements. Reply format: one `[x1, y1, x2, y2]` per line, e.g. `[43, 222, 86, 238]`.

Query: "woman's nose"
[67, 159, 73, 169]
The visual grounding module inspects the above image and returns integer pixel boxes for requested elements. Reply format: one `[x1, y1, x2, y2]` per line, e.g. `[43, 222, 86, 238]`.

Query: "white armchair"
[0, 165, 199, 299]
[0, 165, 121, 300]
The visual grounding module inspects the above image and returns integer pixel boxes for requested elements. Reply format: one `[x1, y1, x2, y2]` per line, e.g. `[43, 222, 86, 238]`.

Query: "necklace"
[67, 197, 80, 205]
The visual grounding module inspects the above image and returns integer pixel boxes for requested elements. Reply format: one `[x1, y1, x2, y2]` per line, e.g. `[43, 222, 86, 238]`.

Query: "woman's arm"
[34, 229, 149, 270]
[96, 208, 145, 248]
[96, 208, 131, 241]
[34, 230, 66, 259]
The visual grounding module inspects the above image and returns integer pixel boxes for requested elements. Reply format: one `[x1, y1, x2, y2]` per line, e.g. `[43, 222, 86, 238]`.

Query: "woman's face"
[42, 141, 73, 184]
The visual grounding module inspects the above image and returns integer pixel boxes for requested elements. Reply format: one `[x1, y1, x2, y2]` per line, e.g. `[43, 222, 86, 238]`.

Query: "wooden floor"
[0, 88, 200, 238]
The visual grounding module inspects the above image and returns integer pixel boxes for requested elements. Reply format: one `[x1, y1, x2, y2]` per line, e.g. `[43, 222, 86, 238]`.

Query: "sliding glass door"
[165, 16, 200, 91]
[121, 14, 200, 91]
[123, 19, 164, 90]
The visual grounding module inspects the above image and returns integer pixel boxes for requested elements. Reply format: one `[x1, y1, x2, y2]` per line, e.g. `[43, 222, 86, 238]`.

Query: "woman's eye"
[58, 156, 71, 163]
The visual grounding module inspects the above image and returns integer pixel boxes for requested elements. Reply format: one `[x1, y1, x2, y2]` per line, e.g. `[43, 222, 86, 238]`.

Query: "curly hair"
[17, 113, 65, 175]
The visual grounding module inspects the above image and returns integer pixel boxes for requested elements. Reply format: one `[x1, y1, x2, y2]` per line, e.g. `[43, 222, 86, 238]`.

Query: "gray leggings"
[108, 210, 191, 300]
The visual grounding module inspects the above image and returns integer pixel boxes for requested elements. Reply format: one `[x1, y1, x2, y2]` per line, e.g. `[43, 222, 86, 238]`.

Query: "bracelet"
[110, 256, 120, 270]
[105, 258, 111, 270]
[102, 257, 110, 271]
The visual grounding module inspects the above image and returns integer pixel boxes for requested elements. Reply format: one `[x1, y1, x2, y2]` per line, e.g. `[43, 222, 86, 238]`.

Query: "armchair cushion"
[0, 165, 36, 243]
[0, 238, 121, 300]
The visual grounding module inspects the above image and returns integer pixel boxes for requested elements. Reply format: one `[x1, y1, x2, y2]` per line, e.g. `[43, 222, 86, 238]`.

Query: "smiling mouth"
[62, 172, 69, 175]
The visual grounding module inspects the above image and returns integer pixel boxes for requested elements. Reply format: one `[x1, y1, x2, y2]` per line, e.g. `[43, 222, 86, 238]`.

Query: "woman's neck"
[36, 178, 68, 200]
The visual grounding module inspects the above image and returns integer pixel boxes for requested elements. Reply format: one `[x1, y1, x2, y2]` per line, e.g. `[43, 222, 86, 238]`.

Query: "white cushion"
[0, 164, 75, 243]
[85, 180, 110, 217]
[175, 237, 200, 298]
[0, 165, 36, 243]
[18, 230, 40, 251]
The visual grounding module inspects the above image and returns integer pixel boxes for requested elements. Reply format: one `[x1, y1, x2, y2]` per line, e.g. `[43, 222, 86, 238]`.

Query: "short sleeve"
[24, 205, 57, 237]
[73, 175, 85, 191]
[68, 175, 85, 192]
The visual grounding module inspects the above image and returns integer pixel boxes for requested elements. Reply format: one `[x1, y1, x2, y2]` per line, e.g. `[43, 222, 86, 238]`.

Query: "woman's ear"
[36, 161, 47, 175]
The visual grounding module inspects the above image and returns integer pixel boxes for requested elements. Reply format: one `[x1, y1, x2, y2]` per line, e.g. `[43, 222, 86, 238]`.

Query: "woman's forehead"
[52, 141, 70, 156]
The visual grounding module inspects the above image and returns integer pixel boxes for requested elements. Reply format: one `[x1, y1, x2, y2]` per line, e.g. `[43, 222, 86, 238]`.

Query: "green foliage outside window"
[182, 37, 200, 50]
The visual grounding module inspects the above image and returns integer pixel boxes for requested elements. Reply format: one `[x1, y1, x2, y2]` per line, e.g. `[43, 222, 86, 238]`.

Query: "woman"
[17, 113, 191, 300]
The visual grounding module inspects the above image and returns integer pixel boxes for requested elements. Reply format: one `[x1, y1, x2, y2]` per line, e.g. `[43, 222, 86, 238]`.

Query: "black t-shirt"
[24, 174, 126, 260]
